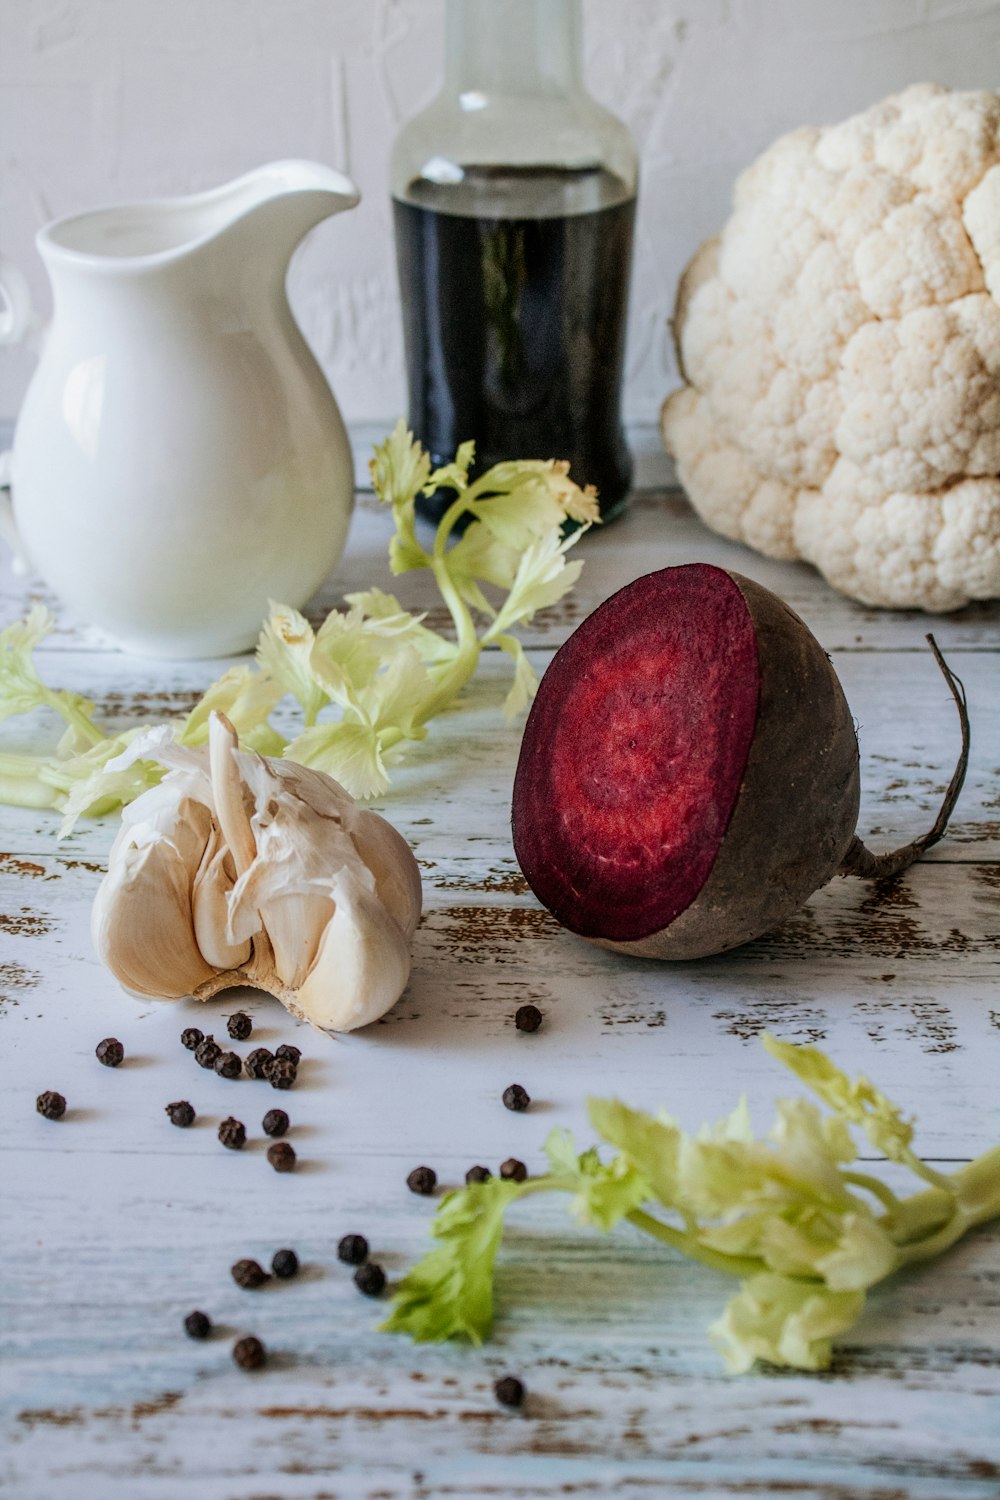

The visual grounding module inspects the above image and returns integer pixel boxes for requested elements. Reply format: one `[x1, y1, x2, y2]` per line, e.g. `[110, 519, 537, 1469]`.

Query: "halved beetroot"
[511, 564, 967, 960]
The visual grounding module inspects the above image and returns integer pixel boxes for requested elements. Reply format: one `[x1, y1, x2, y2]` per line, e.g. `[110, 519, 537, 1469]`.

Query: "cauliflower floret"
[837, 296, 1000, 491]
[662, 83, 1000, 612]
[963, 165, 1000, 299]
[792, 459, 1000, 611]
[815, 83, 945, 172]
[884, 89, 1000, 198]
[683, 240, 861, 488]
[734, 127, 821, 207]
[664, 388, 801, 560]
[773, 242, 869, 380]
[811, 166, 914, 253]
[854, 197, 983, 318]
[718, 193, 826, 304]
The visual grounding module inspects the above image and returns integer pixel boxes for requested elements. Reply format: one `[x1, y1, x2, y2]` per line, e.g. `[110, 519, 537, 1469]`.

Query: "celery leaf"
[256, 605, 328, 726]
[285, 719, 388, 800]
[379, 1178, 531, 1344]
[710, 1273, 866, 1374]
[762, 1034, 915, 1162]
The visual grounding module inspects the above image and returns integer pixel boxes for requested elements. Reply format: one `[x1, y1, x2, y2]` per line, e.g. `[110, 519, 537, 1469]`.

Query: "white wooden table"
[1, 490, 998, 1500]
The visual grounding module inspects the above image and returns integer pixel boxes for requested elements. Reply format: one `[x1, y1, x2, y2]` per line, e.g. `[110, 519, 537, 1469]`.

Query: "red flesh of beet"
[526, 566, 760, 942]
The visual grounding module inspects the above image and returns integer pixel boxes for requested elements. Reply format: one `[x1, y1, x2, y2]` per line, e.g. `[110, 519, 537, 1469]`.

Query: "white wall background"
[3, 0, 1000, 463]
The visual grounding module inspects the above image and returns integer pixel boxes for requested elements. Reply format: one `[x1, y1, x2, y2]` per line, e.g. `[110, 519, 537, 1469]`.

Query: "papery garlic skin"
[91, 714, 423, 1032]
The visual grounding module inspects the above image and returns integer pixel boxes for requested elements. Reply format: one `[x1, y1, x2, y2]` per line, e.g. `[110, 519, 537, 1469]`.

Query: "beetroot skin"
[511, 564, 966, 960]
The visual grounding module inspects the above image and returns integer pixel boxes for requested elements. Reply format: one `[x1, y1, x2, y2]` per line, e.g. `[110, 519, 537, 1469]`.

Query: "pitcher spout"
[37, 160, 360, 276]
[213, 160, 361, 266]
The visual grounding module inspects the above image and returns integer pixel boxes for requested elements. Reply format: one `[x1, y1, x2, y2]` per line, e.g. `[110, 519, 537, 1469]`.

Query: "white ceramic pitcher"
[0, 162, 359, 657]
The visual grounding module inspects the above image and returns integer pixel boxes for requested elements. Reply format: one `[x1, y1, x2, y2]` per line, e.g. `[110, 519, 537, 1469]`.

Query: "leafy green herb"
[0, 424, 598, 823]
[381, 1036, 1000, 1373]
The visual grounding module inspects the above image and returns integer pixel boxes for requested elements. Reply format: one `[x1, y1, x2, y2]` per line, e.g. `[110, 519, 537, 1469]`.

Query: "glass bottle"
[391, 0, 638, 525]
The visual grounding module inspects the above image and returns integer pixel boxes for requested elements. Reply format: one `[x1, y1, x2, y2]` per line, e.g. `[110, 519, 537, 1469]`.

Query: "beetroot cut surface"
[512, 565, 761, 943]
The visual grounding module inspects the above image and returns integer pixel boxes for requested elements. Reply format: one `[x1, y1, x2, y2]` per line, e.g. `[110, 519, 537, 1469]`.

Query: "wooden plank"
[0, 647, 996, 862]
[3, 1172, 998, 1498]
[0, 852, 996, 1160]
[2, 491, 998, 656]
[2, 891, 999, 1488]
[0, 486, 996, 1499]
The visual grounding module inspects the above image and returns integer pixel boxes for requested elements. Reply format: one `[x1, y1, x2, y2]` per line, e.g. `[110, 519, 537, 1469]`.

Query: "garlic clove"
[350, 809, 423, 940]
[208, 712, 257, 875]
[294, 869, 413, 1031]
[227, 850, 335, 989]
[191, 829, 253, 972]
[92, 836, 217, 998]
[264, 889, 335, 989]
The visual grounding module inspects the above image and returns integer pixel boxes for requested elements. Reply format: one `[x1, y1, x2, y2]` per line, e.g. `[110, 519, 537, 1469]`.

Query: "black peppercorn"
[181, 1026, 204, 1051]
[271, 1247, 299, 1279]
[337, 1233, 369, 1265]
[274, 1043, 301, 1066]
[353, 1262, 386, 1297]
[267, 1141, 296, 1173]
[227, 1011, 253, 1041]
[245, 1047, 274, 1080]
[165, 1100, 196, 1128]
[184, 1310, 212, 1340]
[514, 1004, 543, 1033]
[232, 1335, 266, 1370]
[494, 1375, 525, 1408]
[262, 1107, 289, 1138]
[36, 1090, 66, 1120]
[194, 1035, 222, 1071]
[500, 1158, 527, 1183]
[95, 1036, 125, 1067]
[265, 1057, 297, 1091]
[406, 1165, 437, 1196]
[502, 1083, 531, 1112]
[218, 1116, 246, 1150]
[231, 1257, 270, 1289]
[465, 1165, 492, 1185]
[214, 1050, 242, 1080]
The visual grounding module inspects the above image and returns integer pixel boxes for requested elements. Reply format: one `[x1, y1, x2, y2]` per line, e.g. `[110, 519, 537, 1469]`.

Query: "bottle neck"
[444, 0, 583, 100]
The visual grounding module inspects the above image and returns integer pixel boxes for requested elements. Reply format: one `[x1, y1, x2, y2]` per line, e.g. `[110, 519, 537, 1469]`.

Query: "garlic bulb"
[92, 713, 422, 1031]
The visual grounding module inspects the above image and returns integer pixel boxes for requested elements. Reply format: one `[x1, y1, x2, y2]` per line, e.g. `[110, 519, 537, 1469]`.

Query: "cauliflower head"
[662, 83, 1000, 612]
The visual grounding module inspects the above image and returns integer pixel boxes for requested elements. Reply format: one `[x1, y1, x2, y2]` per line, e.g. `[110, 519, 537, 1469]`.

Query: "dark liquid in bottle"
[393, 165, 636, 525]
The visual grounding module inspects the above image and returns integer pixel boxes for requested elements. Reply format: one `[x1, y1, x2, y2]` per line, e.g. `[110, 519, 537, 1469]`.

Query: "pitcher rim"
[36, 160, 361, 272]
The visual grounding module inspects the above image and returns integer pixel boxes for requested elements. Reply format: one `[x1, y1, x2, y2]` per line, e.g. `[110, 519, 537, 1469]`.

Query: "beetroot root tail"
[839, 635, 970, 883]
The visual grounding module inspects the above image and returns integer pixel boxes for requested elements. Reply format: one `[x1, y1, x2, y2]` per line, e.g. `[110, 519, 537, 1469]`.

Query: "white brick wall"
[3, 0, 1000, 466]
